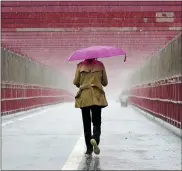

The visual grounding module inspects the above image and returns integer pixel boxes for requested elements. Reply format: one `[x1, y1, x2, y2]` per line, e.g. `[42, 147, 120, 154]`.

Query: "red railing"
[1, 82, 74, 115]
[129, 75, 182, 128]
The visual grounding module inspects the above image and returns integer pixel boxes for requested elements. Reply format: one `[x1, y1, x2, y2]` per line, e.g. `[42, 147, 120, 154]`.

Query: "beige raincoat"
[73, 60, 108, 108]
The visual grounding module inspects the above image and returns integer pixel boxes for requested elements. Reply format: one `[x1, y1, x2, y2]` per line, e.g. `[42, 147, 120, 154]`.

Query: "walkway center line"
[61, 133, 85, 170]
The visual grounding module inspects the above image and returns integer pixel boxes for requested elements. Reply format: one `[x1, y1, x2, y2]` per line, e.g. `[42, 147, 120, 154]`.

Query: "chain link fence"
[1, 48, 74, 115]
[128, 33, 182, 86]
[127, 33, 182, 129]
[1, 48, 65, 88]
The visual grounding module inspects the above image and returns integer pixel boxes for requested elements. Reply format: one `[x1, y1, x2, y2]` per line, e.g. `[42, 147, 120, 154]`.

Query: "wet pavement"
[2, 101, 181, 170]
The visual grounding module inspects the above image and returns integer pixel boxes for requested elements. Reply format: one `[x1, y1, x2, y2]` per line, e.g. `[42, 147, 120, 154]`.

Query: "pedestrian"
[73, 58, 108, 155]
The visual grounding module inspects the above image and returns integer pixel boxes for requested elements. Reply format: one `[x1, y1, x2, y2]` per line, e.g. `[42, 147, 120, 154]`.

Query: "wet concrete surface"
[2, 103, 83, 170]
[78, 102, 181, 170]
[2, 101, 181, 170]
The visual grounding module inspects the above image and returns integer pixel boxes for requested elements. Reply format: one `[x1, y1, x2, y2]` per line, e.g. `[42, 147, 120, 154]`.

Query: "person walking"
[73, 58, 108, 155]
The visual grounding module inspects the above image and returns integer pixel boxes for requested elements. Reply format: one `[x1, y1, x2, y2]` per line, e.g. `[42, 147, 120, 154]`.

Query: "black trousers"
[81, 105, 102, 149]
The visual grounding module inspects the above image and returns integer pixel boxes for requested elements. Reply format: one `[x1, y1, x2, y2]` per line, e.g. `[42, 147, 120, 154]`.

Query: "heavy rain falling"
[1, 1, 182, 170]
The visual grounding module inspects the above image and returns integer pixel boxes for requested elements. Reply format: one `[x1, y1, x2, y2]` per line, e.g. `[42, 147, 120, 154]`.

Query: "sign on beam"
[156, 12, 174, 22]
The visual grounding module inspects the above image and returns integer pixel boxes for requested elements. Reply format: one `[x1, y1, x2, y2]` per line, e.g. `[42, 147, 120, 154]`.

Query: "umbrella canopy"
[68, 46, 126, 62]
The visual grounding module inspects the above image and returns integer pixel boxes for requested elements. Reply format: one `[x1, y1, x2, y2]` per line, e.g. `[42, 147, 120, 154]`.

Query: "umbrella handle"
[124, 54, 126, 62]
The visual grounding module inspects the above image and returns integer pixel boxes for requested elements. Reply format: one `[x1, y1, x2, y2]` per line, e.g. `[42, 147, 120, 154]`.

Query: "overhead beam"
[2, 27, 182, 32]
[2, 12, 182, 19]
[2, 37, 170, 41]
[2, 31, 179, 36]
[3, 40, 167, 44]
[4, 45, 165, 50]
[2, 1, 182, 7]
[2, 22, 182, 28]
[2, 5, 182, 13]
[3, 17, 182, 25]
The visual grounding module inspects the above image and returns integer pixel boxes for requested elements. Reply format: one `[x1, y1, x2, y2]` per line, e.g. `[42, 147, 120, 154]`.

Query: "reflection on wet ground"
[79, 155, 101, 170]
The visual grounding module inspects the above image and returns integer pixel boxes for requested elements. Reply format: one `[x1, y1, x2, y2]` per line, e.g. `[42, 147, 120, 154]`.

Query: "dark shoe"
[90, 139, 100, 155]
[85, 148, 93, 155]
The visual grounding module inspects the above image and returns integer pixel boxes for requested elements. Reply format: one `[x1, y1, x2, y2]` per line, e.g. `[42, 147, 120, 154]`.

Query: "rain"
[1, 1, 182, 170]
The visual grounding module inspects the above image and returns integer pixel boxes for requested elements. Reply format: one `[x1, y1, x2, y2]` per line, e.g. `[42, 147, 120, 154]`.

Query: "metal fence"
[128, 33, 182, 128]
[129, 33, 182, 86]
[1, 48, 74, 115]
[1, 48, 65, 88]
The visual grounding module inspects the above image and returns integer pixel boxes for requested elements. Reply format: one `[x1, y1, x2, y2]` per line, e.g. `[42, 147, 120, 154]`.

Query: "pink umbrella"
[68, 46, 126, 62]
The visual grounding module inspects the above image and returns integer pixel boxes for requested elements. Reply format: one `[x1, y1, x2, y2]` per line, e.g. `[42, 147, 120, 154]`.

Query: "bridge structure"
[1, 1, 182, 170]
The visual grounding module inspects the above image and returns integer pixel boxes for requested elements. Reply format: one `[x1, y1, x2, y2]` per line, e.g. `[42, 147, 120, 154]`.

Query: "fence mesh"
[1, 48, 74, 115]
[128, 33, 182, 128]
